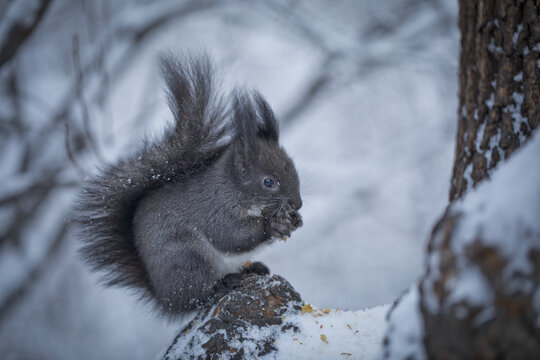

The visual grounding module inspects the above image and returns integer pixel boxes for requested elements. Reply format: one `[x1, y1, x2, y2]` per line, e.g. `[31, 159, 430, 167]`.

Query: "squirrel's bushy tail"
[75, 54, 229, 296]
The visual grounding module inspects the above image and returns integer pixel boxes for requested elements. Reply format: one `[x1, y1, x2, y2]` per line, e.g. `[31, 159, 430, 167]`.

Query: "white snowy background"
[0, 0, 459, 359]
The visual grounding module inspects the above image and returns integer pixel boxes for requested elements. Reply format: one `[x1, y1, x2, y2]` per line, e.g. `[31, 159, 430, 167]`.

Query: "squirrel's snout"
[287, 197, 302, 229]
[292, 198, 303, 211]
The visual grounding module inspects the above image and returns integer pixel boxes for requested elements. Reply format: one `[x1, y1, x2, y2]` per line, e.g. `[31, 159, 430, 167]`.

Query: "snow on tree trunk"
[384, 132, 540, 359]
[420, 134, 540, 358]
[450, 0, 539, 201]
[384, 1, 540, 358]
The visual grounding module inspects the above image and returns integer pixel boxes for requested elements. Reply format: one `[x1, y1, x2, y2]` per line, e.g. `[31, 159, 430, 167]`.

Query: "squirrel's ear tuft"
[231, 89, 279, 146]
[253, 91, 279, 142]
[232, 90, 257, 156]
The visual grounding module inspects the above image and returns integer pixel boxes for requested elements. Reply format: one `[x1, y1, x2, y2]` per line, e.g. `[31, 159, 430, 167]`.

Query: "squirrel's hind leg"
[148, 242, 220, 315]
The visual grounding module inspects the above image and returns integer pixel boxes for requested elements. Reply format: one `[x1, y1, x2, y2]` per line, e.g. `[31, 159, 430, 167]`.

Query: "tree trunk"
[450, 0, 539, 201]
[417, 136, 540, 360]
[384, 1, 540, 358]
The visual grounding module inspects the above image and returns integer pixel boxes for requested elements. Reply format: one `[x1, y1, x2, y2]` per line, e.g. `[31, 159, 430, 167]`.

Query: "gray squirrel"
[75, 54, 303, 317]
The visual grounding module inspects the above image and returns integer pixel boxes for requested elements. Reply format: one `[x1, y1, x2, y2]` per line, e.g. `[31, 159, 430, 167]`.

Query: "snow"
[165, 303, 390, 360]
[271, 305, 390, 360]
[513, 24, 523, 45]
[485, 92, 494, 109]
[507, 91, 528, 144]
[475, 122, 486, 152]
[488, 37, 503, 54]
[439, 129, 539, 311]
[447, 266, 493, 307]
[446, 131, 540, 318]
[463, 162, 473, 188]
[453, 131, 540, 280]
[383, 286, 425, 360]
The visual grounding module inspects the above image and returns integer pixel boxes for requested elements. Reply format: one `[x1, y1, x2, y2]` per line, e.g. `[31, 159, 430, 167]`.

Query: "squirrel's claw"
[268, 220, 292, 239]
[243, 261, 270, 275]
[214, 272, 243, 297]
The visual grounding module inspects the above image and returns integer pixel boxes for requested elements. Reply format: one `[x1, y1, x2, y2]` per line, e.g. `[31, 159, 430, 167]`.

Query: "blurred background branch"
[0, 0, 53, 69]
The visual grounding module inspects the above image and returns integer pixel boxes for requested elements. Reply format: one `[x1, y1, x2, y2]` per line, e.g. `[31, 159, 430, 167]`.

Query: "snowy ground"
[0, 1, 459, 359]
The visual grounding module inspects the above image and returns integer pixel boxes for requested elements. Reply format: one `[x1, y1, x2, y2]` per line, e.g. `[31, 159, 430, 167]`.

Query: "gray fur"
[75, 53, 302, 316]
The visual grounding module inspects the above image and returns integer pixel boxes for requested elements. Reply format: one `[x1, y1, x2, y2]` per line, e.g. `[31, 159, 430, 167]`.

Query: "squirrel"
[75, 54, 303, 317]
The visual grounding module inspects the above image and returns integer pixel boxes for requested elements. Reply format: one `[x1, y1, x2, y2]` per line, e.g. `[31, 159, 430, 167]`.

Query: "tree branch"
[0, 0, 53, 69]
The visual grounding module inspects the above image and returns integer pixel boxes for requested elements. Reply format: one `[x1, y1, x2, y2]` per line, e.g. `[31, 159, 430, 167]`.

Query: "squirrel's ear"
[232, 90, 257, 157]
[232, 89, 279, 145]
[253, 91, 279, 142]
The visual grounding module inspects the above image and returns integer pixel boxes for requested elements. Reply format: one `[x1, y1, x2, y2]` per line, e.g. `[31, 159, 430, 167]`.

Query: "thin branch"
[30, 0, 220, 165]
[0, 176, 77, 208]
[0, 168, 77, 248]
[0, 0, 53, 69]
[72, 34, 106, 164]
[280, 54, 337, 126]
[64, 122, 86, 176]
[0, 222, 68, 325]
[259, 0, 331, 53]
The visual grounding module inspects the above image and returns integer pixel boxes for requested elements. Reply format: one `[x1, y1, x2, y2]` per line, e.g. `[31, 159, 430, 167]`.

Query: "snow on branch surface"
[163, 274, 389, 360]
[384, 130, 540, 359]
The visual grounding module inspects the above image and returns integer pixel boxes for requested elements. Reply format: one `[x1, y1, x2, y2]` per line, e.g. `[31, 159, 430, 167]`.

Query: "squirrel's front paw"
[243, 261, 270, 275]
[214, 272, 243, 297]
[267, 210, 302, 239]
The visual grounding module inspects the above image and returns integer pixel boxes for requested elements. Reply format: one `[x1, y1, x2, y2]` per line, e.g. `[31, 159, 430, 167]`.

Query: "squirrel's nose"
[288, 210, 303, 228]
[291, 197, 303, 211]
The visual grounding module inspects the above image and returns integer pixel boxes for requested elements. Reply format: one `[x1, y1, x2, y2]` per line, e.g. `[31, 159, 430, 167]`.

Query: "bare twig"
[0, 168, 76, 248]
[0, 222, 68, 325]
[72, 34, 106, 164]
[31, 0, 220, 164]
[64, 122, 86, 176]
[0, 0, 53, 69]
[280, 53, 337, 126]
[0, 176, 77, 208]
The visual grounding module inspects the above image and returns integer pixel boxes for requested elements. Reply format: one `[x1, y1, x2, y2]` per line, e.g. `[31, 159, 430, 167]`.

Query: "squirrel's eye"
[263, 177, 275, 188]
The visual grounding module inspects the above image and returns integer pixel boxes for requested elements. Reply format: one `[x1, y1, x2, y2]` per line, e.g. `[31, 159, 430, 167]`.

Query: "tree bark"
[425, 1, 540, 357]
[384, 1, 540, 358]
[450, 0, 539, 201]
